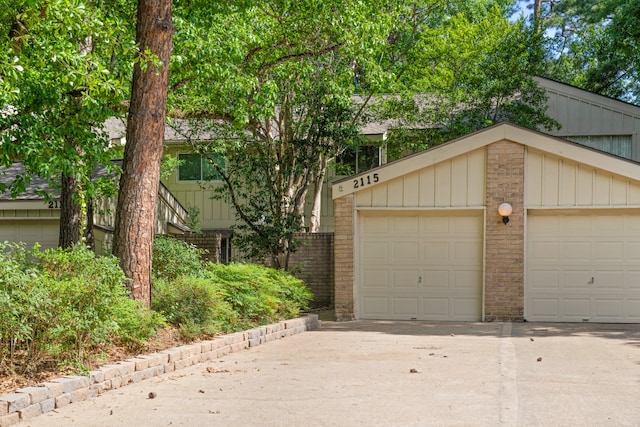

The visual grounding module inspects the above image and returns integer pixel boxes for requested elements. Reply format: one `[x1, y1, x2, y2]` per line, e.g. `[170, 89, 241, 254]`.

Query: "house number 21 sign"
[353, 173, 380, 189]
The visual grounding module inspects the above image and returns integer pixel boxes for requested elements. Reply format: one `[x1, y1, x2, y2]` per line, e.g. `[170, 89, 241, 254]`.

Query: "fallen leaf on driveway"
[206, 367, 230, 374]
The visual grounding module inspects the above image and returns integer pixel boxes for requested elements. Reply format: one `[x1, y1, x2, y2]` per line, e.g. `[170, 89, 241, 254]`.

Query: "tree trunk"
[533, 0, 542, 34]
[309, 154, 327, 233]
[83, 197, 95, 251]
[58, 173, 81, 248]
[113, 0, 173, 307]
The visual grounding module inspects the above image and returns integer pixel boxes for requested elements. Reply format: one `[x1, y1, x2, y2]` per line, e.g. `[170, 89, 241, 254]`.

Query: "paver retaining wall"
[0, 315, 320, 427]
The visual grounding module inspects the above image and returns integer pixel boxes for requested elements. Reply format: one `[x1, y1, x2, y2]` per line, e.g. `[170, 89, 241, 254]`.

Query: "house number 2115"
[353, 173, 379, 189]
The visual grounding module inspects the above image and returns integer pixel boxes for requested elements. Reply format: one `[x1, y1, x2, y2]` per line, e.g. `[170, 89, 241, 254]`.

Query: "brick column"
[485, 141, 525, 321]
[334, 195, 355, 320]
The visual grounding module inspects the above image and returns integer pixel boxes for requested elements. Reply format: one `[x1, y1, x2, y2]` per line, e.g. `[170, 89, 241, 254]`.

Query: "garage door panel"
[562, 270, 593, 289]
[361, 216, 389, 233]
[531, 241, 559, 260]
[594, 299, 623, 320]
[423, 242, 449, 261]
[362, 240, 388, 261]
[530, 270, 559, 288]
[421, 216, 450, 233]
[391, 298, 419, 317]
[595, 271, 624, 288]
[360, 211, 482, 321]
[362, 269, 389, 289]
[390, 216, 419, 234]
[562, 241, 591, 260]
[628, 300, 640, 319]
[596, 241, 624, 259]
[628, 272, 640, 287]
[423, 298, 450, 317]
[391, 242, 420, 263]
[626, 243, 640, 259]
[454, 240, 482, 262]
[529, 298, 559, 318]
[453, 298, 481, 319]
[361, 297, 389, 317]
[391, 269, 420, 288]
[453, 269, 481, 289]
[527, 212, 640, 322]
[563, 299, 590, 318]
[453, 215, 482, 233]
[423, 271, 450, 288]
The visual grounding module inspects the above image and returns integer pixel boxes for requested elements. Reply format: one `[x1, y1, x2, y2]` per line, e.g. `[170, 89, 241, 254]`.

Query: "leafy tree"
[526, 0, 640, 104]
[168, 0, 396, 269]
[0, 0, 133, 247]
[165, 0, 554, 269]
[381, 6, 557, 158]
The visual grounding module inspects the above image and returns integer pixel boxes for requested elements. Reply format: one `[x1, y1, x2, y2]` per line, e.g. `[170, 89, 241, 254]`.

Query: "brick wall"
[169, 233, 221, 264]
[172, 232, 335, 310]
[288, 233, 334, 308]
[484, 141, 525, 321]
[333, 195, 355, 320]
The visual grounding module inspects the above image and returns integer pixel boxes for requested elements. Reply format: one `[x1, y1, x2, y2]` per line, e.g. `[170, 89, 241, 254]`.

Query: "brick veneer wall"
[333, 195, 355, 321]
[169, 233, 221, 264]
[288, 233, 334, 308]
[172, 232, 335, 309]
[484, 141, 525, 321]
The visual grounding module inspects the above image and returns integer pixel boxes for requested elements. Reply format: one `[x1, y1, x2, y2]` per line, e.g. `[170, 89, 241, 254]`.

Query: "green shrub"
[152, 235, 206, 281]
[151, 262, 312, 337]
[206, 263, 313, 329]
[152, 277, 221, 340]
[0, 243, 165, 373]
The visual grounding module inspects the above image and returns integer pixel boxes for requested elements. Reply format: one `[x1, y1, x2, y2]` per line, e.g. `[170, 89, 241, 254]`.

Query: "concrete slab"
[15, 321, 640, 426]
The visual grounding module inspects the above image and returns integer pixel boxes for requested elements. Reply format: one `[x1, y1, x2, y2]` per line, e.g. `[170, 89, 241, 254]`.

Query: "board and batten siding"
[537, 77, 640, 161]
[526, 149, 640, 208]
[354, 148, 486, 208]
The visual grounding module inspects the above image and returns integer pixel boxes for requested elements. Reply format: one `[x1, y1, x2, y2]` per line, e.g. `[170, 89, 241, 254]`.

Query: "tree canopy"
[0, 0, 134, 246]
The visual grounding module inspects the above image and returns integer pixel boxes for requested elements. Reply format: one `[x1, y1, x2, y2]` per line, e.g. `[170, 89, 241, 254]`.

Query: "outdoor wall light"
[498, 202, 513, 225]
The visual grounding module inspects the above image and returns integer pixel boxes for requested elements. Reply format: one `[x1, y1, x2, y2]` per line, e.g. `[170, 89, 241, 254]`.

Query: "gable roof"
[332, 122, 640, 199]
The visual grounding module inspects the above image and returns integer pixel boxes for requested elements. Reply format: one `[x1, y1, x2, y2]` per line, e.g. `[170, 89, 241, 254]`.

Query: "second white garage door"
[358, 211, 483, 320]
[527, 211, 640, 322]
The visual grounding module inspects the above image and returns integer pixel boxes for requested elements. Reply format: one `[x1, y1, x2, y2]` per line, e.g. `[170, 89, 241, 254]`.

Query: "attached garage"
[333, 123, 640, 323]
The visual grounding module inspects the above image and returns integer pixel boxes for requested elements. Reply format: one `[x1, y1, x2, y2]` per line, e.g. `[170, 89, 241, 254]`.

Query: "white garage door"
[359, 211, 483, 321]
[0, 220, 59, 250]
[527, 212, 640, 322]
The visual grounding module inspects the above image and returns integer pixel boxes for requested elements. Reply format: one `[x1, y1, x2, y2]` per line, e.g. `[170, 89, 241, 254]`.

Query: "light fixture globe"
[498, 202, 513, 217]
[498, 202, 512, 225]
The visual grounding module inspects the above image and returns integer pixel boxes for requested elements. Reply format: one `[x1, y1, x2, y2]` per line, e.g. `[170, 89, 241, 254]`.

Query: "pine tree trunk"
[58, 173, 81, 248]
[113, 0, 173, 307]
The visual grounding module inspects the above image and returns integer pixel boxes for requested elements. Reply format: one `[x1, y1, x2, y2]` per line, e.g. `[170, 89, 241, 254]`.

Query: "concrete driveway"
[17, 321, 640, 427]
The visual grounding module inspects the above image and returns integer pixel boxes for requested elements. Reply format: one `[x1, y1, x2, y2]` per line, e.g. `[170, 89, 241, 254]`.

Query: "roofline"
[534, 76, 640, 116]
[332, 122, 640, 199]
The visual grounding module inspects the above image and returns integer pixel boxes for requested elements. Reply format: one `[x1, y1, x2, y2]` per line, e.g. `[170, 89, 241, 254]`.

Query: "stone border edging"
[0, 314, 320, 427]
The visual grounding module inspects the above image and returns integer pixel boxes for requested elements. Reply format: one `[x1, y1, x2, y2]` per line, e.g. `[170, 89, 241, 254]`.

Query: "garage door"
[359, 211, 483, 321]
[527, 212, 640, 322]
[0, 220, 59, 250]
